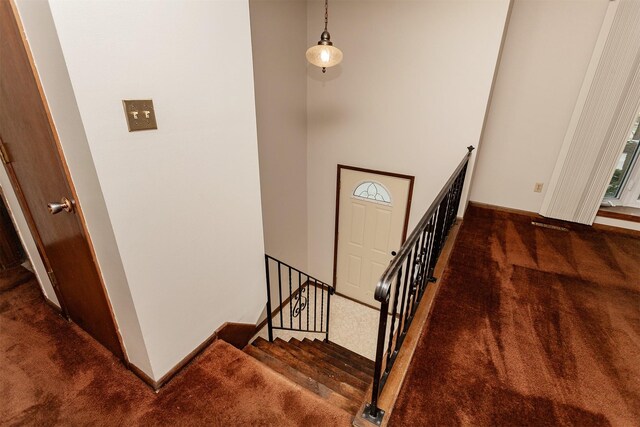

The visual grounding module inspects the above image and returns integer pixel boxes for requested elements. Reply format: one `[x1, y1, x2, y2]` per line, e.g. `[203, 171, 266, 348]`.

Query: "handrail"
[264, 254, 335, 343]
[266, 255, 333, 290]
[363, 147, 474, 424]
[374, 147, 475, 302]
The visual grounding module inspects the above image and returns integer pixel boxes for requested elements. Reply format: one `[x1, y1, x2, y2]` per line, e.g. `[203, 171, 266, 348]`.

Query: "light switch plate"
[123, 99, 157, 132]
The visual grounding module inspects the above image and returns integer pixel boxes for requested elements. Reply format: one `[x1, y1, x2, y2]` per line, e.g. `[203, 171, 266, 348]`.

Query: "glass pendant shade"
[306, 44, 343, 69]
[307, 0, 342, 72]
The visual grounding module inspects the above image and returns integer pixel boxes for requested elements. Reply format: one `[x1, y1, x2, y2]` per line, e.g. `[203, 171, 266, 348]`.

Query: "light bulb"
[320, 49, 330, 63]
[306, 44, 343, 70]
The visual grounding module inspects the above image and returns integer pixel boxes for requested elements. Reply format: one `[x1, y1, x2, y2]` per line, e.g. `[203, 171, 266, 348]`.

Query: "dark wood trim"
[154, 329, 219, 389]
[333, 165, 341, 291]
[332, 165, 415, 292]
[215, 322, 256, 350]
[128, 327, 220, 391]
[469, 202, 640, 237]
[127, 362, 158, 391]
[596, 208, 640, 223]
[468, 201, 542, 218]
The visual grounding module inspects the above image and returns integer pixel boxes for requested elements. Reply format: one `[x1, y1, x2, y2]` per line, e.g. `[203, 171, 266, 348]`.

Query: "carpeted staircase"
[244, 337, 374, 414]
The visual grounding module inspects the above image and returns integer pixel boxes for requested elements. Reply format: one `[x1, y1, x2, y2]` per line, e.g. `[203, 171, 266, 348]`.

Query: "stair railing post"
[325, 286, 333, 342]
[264, 255, 274, 342]
[363, 295, 389, 424]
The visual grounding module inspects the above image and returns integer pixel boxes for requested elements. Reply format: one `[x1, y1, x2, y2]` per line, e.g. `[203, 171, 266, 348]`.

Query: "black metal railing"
[264, 255, 335, 342]
[363, 147, 474, 424]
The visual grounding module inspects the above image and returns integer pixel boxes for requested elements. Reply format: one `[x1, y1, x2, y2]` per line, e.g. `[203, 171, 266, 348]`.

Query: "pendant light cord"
[324, 0, 328, 31]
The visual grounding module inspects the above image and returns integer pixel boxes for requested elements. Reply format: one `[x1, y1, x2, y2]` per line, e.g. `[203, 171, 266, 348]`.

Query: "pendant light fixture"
[306, 0, 342, 73]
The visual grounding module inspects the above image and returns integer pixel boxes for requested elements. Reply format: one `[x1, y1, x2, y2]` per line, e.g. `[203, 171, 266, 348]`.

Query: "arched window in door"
[352, 181, 392, 205]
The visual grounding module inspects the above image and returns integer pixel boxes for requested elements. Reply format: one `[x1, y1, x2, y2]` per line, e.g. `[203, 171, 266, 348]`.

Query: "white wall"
[250, 0, 308, 271]
[470, 0, 610, 213]
[306, 0, 511, 283]
[47, 0, 266, 380]
[14, 0, 153, 376]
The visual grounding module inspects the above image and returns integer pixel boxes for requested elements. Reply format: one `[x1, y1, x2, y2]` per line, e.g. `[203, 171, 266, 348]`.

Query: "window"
[604, 111, 640, 208]
[352, 181, 391, 204]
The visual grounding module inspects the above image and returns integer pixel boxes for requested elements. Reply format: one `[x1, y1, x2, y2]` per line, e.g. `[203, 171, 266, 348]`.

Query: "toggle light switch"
[123, 99, 157, 132]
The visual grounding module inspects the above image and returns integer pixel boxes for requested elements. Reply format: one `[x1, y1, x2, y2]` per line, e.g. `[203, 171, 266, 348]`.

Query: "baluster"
[417, 228, 429, 298]
[288, 267, 293, 329]
[277, 262, 283, 327]
[409, 234, 424, 317]
[314, 279, 318, 332]
[325, 286, 332, 342]
[404, 240, 420, 326]
[298, 271, 302, 330]
[397, 253, 412, 343]
[385, 267, 403, 367]
[426, 213, 438, 280]
[424, 218, 436, 285]
[265, 256, 273, 342]
[321, 284, 325, 332]
[305, 275, 310, 330]
[430, 204, 446, 272]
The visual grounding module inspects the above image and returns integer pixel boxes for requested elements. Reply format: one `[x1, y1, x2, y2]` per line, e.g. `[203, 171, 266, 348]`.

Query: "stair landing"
[244, 337, 374, 415]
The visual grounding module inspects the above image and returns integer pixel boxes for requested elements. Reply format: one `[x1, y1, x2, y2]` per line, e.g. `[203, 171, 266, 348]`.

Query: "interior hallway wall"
[44, 0, 266, 380]
[470, 0, 610, 213]
[306, 0, 511, 285]
[250, 0, 308, 272]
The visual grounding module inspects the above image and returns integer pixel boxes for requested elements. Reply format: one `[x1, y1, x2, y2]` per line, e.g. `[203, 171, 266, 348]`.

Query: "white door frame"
[332, 164, 414, 308]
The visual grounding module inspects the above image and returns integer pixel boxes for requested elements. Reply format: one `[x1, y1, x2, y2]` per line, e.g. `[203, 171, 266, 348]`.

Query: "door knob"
[391, 251, 397, 256]
[48, 197, 74, 215]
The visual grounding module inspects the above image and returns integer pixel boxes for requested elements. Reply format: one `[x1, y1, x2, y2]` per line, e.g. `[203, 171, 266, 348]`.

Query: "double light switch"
[123, 99, 157, 131]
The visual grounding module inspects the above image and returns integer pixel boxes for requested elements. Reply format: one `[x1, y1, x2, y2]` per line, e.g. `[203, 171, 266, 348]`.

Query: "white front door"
[335, 167, 413, 307]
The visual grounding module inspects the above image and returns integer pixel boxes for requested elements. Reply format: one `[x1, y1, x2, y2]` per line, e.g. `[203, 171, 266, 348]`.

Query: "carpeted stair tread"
[322, 339, 374, 369]
[1, 281, 353, 425]
[243, 344, 359, 414]
[253, 337, 362, 402]
[272, 338, 369, 392]
[302, 338, 375, 376]
[289, 338, 373, 383]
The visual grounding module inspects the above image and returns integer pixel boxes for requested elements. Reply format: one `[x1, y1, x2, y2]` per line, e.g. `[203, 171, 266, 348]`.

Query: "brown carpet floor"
[390, 205, 640, 426]
[0, 281, 352, 426]
[0, 266, 33, 293]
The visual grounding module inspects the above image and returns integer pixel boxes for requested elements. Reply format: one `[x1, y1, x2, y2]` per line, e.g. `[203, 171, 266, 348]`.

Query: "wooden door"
[0, 1, 123, 359]
[334, 166, 413, 307]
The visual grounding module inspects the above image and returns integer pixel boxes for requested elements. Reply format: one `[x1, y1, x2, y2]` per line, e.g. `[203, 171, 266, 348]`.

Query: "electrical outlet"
[534, 183, 544, 193]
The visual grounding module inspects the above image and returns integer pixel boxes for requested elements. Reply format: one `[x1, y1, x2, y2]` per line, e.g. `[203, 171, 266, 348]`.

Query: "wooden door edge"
[0, 142, 69, 316]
